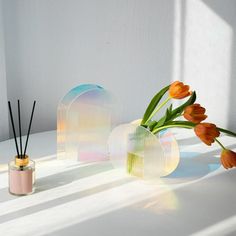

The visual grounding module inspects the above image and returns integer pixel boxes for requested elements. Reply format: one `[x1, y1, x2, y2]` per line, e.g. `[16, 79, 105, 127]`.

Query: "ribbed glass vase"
[108, 124, 180, 179]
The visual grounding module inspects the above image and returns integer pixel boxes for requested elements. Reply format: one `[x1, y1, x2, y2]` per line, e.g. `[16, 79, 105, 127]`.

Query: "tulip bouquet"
[140, 81, 236, 169]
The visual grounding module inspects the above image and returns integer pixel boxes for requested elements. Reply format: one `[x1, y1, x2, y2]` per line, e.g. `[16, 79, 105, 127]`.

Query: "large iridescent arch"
[57, 84, 117, 162]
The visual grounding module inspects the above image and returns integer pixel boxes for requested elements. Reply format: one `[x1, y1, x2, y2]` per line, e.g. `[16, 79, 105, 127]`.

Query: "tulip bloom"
[194, 122, 220, 145]
[221, 149, 236, 169]
[183, 104, 207, 124]
[169, 81, 191, 99]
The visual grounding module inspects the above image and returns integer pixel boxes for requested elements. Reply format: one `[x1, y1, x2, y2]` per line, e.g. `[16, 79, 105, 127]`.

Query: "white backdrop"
[0, 0, 236, 140]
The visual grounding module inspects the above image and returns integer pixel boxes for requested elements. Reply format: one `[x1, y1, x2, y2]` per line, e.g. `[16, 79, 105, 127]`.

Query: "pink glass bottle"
[8, 155, 35, 195]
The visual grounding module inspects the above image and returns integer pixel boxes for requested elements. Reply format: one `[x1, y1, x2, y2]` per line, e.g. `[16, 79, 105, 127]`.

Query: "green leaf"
[151, 92, 196, 131]
[166, 104, 173, 119]
[152, 104, 173, 130]
[147, 120, 157, 131]
[167, 91, 196, 122]
[140, 124, 148, 129]
[153, 116, 167, 129]
[141, 85, 170, 125]
[169, 104, 173, 113]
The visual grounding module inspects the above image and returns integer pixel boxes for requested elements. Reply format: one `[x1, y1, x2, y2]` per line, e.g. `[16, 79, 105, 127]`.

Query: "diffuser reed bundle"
[8, 100, 36, 159]
[8, 100, 36, 196]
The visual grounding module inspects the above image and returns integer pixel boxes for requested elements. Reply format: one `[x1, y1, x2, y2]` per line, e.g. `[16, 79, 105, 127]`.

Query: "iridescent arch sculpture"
[57, 84, 117, 162]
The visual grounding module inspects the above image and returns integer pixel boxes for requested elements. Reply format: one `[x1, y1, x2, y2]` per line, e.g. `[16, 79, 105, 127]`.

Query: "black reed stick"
[8, 101, 20, 157]
[23, 101, 36, 157]
[17, 100, 23, 158]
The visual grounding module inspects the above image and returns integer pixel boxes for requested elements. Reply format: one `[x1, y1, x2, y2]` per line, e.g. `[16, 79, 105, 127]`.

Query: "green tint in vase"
[108, 123, 180, 179]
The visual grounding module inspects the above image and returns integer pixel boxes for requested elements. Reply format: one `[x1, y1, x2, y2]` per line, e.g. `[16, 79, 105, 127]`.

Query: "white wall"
[1, 0, 236, 138]
[0, 0, 9, 141]
[2, 0, 174, 136]
[202, 0, 236, 131]
[182, 0, 236, 130]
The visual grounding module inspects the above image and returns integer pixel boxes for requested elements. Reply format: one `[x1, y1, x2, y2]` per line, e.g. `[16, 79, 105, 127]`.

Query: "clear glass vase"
[108, 124, 180, 179]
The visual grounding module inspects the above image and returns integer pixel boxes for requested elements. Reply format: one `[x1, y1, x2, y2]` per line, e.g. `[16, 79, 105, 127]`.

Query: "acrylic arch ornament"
[57, 84, 118, 162]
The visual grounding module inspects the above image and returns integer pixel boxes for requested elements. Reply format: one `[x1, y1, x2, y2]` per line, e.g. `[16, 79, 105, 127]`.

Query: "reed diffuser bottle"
[8, 100, 36, 196]
[9, 155, 35, 195]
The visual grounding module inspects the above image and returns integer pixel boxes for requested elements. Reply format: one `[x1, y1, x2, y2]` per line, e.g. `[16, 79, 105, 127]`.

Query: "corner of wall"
[0, 0, 9, 141]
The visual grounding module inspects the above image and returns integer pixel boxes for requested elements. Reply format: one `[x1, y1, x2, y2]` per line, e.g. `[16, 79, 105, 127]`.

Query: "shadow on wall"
[202, 0, 236, 131]
[178, 0, 236, 130]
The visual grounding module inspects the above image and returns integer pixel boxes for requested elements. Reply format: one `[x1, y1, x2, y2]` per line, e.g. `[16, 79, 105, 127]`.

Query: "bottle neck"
[15, 155, 29, 167]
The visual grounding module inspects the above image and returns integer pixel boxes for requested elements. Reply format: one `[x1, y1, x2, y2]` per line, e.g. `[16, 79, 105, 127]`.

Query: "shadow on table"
[177, 136, 201, 146]
[1, 145, 236, 228]
[35, 162, 114, 193]
[162, 144, 236, 184]
[0, 161, 133, 223]
[0, 178, 134, 224]
[0, 176, 133, 225]
[0, 161, 114, 203]
[47, 169, 236, 236]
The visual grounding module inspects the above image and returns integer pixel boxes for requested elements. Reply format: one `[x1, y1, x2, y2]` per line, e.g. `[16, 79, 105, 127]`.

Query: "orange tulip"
[183, 104, 207, 124]
[221, 149, 236, 169]
[169, 81, 191, 99]
[194, 123, 220, 146]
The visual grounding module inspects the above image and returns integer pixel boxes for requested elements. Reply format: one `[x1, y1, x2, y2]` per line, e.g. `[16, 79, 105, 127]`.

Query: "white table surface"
[0, 130, 236, 236]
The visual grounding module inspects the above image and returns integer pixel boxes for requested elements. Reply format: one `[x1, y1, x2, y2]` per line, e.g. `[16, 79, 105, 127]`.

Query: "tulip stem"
[152, 124, 193, 134]
[215, 138, 226, 150]
[217, 127, 236, 137]
[145, 97, 171, 124]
